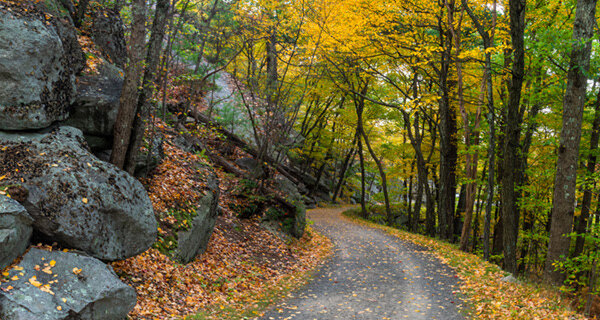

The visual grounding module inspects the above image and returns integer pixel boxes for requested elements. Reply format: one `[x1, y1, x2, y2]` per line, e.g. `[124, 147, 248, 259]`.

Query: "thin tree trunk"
[544, 0, 597, 285]
[437, 10, 458, 241]
[110, 0, 146, 169]
[332, 141, 357, 203]
[360, 115, 392, 225]
[124, 0, 171, 175]
[358, 129, 367, 218]
[472, 170, 486, 252]
[193, 0, 221, 74]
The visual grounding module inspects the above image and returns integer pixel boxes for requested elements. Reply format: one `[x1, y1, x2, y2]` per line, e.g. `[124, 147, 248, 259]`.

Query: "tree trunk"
[438, 15, 458, 241]
[544, 0, 597, 285]
[358, 129, 367, 218]
[472, 169, 486, 251]
[332, 141, 356, 203]
[358, 101, 392, 225]
[501, 0, 526, 275]
[110, 0, 146, 169]
[193, 0, 221, 74]
[492, 212, 504, 257]
[573, 91, 600, 258]
[463, 0, 497, 259]
[124, 0, 171, 175]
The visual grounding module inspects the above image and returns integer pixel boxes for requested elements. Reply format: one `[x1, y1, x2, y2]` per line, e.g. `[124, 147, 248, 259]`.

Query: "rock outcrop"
[0, 126, 157, 261]
[235, 157, 266, 178]
[0, 11, 76, 130]
[0, 196, 33, 269]
[174, 191, 219, 263]
[163, 168, 220, 264]
[91, 9, 127, 68]
[0, 248, 137, 320]
[64, 60, 123, 150]
[0, 4, 152, 319]
[273, 174, 306, 238]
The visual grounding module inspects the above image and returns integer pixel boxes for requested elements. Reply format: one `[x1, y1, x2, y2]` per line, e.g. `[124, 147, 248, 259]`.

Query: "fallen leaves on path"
[112, 221, 331, 319]
[343, 210, 586, 320]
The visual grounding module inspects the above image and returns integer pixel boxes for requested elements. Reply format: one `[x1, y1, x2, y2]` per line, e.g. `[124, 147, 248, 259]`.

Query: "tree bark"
[332, 135, 357, 203]
[110, 0, 146, 169]
[573, 92, 600, 258]
[501, 0, 526, 274]
[357, 129, 367, 218]
[124, 0, 171, 175]
[437, 11, 458, 241]
[544, 0, 597, 285]
[361, 120, 392, 225]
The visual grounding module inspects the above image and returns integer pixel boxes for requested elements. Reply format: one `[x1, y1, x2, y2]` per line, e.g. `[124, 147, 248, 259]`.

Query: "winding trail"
[260, 206, 466, 320]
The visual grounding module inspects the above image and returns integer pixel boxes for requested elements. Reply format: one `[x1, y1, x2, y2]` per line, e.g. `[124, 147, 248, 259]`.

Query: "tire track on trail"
[259, 206, 466, 320]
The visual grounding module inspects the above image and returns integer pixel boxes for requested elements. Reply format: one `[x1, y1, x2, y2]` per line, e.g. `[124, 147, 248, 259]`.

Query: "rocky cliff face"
[0, 3, 152, 319]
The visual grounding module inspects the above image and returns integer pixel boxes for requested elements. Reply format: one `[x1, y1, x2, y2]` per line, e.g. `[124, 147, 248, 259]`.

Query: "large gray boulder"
[0, 248, 136, 320]
[273, 174, 306, 238]
[174, 191, 219, 263]
[0, 11, 76, 130]
[63, 60, 123, 150]
[159, 168, 219, 264]
[0, 126, 157, 261]
[91, 9, 127, 68]
[235, 157, 265, 178]
[0, 196, 33, 269]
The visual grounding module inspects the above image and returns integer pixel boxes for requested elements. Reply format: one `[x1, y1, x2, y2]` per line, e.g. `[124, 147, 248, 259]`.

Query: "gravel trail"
[259, 206, 466, 320]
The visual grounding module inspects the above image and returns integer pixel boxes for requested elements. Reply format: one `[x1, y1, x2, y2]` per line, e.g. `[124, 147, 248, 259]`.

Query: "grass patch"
[342, 209, 585, 320]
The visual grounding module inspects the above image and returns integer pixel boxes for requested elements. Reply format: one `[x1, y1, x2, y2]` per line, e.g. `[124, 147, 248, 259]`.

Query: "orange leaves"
[112, 220, 332, 319]
[107, 112, 333, 319]
[143, 128, 208, 214]
[77, 35, 103, 74]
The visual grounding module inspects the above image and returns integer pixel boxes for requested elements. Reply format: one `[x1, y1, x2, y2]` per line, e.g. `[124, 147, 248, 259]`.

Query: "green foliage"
[263, 207, 284, 221]
[555, 223, 600, 295]
[214, 95, 247, 132]
[154, 205, 199, 255]
[232, 179, 269, 218]
[155, 234, 179, 255]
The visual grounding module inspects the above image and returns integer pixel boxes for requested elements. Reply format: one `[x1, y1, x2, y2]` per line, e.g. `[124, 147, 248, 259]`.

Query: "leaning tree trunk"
[358, 103, 392, 225]
[110, 0, 146, 169]
[544, 0, 597, 285]
[332, 141, 356, 203]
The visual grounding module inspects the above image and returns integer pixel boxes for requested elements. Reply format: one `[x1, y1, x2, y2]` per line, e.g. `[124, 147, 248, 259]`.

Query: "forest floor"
[259, 206, 465, 320]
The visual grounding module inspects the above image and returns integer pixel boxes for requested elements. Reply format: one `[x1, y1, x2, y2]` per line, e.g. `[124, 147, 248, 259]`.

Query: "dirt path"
[259, 206, 466, 320]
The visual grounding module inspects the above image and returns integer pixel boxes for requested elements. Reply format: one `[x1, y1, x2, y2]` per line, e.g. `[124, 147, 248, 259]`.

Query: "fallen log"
[185, 108, 330, 195]
[176, 125, 297, 211]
